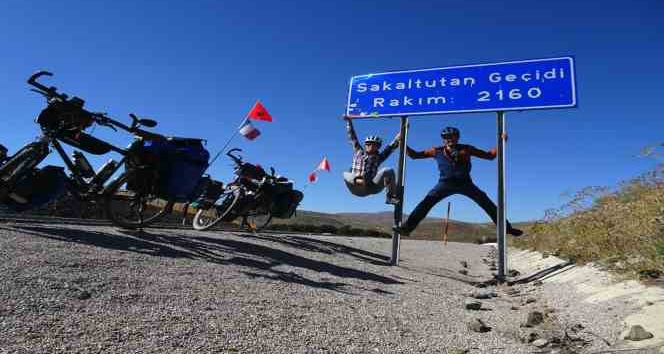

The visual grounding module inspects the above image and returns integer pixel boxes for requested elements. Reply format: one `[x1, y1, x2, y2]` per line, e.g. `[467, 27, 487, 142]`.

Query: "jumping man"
[397, 126, 523, 236]
[343, 115, 400, 205]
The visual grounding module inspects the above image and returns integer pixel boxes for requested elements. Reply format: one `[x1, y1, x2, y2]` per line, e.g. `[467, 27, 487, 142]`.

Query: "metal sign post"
[390, 116, 409, 266]
[496, 111, 507, 282]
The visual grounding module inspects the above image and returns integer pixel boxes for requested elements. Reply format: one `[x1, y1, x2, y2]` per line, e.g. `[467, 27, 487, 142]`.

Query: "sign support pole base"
[390, 116, 409, 266]
[497, 111, 508, 283]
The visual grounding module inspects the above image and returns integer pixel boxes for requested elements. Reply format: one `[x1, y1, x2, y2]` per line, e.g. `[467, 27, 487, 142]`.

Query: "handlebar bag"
[4, 165, 67, 211]
[239, 163, 267, 181]
[37, 98, 94, 131]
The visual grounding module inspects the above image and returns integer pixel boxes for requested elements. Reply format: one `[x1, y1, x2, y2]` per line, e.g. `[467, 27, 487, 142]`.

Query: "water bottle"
[90, 159, 118, 186]
[72, 151, 94, 178]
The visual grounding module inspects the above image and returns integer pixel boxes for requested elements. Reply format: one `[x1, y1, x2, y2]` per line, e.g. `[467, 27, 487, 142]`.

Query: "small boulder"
[468, 318, 491, 333]
[525, 298, 537, 304]
[520, 331, 540, 343]
[460, 261, 469, 268]
[459, 269, 469, 275]
[470, 291, 496, 299]
[624, 325, 654, 341]
[448, 349, 469, 354]
[465, 300, 482, 311]
[532, 339, 549, 348]
[523, 311, 544, 327]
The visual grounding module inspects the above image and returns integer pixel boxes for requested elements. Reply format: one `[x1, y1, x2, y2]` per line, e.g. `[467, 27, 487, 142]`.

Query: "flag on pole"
[247, 101, 273, 122]
[239, 121, 261, 140]
[308, 172, 318, 183]
[317, 157, 331, 171]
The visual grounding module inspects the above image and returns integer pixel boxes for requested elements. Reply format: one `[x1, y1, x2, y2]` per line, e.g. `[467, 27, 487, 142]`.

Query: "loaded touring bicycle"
[191, 148, 303, 232]
[0, 71, 211, 228]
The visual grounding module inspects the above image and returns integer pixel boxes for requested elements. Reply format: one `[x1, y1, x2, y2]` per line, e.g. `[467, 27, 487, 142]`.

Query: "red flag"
[317, 157, 331, 171]
[308, 172, 318, 183]
[239, 121, 261, 140]
[247, 101, 273, 122]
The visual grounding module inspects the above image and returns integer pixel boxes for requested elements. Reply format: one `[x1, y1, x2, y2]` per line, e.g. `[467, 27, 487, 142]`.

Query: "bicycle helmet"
[364, 136, 382, 146]
[441, 126, 460, 138]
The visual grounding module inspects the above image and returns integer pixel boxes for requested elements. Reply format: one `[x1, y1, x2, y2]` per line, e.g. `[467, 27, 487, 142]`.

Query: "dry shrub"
[513, 167, 664, 275]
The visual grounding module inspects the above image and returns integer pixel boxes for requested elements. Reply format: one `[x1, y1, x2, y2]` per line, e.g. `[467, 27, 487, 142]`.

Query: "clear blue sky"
[1, 0, 662, 222]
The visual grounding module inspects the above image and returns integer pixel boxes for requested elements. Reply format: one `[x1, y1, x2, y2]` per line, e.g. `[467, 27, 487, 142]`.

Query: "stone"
[448, 349, 469, 354]
[508, 269, 521, 277]
[468, 318, 491, 333]
[470, 291, 496, 300]
[524, 311, 544, 327]
[460, 261, 469, 268]
[459, 270, 469, 275]
[624, 325, 654, 341]
[525, 298, 537, 304]
[521, 331, 540, 343]
[532, 339, 549, 348]
[74, 289, 91, 300]
[465, 300, 482, 311]
[533, 280, 543, 286]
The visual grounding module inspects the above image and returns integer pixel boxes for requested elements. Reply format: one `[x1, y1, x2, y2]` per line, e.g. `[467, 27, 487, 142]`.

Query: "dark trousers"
[404, 178, 514, 232]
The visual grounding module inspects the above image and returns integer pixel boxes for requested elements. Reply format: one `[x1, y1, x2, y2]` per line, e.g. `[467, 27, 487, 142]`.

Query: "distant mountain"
[272, 210, 496, 243]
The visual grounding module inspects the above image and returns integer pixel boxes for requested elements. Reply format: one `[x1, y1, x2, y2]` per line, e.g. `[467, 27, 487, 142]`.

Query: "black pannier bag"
[271, 178, 304, 218]
[191, 177, 224, 210]
[4, 166, 67, 212]
[126, 138, 210, 201]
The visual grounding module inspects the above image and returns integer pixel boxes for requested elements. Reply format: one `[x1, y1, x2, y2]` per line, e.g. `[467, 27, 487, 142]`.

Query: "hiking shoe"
[508, 227, 524, 237]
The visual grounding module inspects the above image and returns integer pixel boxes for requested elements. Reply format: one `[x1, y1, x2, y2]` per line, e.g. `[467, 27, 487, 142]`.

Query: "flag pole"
[207, 117, 248, 169]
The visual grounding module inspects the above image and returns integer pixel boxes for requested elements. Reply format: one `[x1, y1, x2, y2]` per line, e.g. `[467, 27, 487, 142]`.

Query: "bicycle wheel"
[243, 210, 272, 232]
[192, 186, 241, 231]
[103, 171, 173, 229]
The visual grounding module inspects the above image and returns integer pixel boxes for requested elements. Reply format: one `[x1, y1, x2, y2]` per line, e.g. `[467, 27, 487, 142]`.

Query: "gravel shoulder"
[0, 222, 656, 353]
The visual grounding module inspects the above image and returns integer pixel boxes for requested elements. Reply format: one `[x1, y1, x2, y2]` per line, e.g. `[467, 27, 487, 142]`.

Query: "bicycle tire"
[192, 186, 241, 231]
[103, 170, 173, 229]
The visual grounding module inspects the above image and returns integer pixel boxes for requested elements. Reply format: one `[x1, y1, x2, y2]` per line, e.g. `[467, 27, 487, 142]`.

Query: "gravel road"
[0, 222, 641, 353]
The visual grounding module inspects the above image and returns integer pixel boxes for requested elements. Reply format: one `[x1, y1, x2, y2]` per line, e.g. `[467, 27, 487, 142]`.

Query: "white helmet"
[364, 136, 382, 146]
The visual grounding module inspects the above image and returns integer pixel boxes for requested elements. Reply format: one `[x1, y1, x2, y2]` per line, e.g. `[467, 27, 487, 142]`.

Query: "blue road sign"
[346, 57, 577, 118]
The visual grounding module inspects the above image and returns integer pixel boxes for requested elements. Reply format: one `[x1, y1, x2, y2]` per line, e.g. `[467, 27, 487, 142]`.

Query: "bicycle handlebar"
[226, 148, 243, 164]
[27, 70, 69, 101]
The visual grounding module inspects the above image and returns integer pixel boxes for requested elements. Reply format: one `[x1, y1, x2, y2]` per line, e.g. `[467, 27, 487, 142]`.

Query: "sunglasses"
[441, 135, 458, 139]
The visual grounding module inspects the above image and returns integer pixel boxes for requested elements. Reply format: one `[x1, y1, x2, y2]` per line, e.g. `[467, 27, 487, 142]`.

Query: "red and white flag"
[239, 121, 261, 140]
[317, 157, 331, 171]
[247, 101, 273, 122]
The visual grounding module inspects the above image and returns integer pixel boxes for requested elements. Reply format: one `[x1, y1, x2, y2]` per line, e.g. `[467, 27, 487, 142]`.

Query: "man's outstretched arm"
[469, 146, 497, 160]
[406, 146, 436, 159]
[344, 115, 362, 152]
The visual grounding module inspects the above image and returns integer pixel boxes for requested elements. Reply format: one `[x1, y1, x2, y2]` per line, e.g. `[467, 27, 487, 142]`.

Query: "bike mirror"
[139, 119, 157, 128]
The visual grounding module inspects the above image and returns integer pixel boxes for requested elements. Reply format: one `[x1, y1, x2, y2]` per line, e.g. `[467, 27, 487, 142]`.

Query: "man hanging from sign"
[396, 126, 523, 236]
[343, 115, 401, 204]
